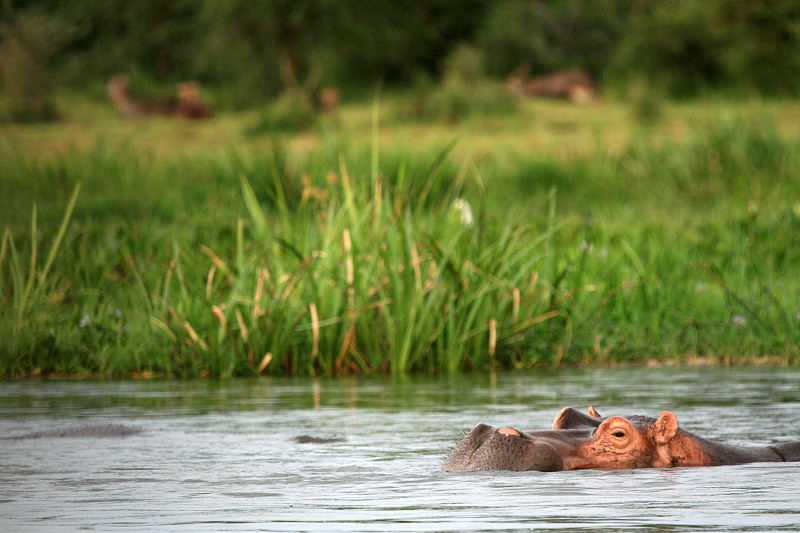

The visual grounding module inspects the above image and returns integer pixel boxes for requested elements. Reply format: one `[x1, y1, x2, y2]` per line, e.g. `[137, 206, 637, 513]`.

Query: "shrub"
[247, 89, 316, 134]
[0, 9, 71, 122]
[408, 46, 516, 123]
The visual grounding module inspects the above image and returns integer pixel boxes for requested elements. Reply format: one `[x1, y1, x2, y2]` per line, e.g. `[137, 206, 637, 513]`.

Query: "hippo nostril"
[497, 427, 521, 437]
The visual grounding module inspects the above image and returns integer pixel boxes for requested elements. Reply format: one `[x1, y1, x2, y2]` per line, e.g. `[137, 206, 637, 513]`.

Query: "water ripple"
[1, 367, 799, 532]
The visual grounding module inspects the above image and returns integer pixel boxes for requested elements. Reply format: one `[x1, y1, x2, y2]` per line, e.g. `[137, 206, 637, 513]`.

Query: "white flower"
[79, 314, 92, 328]
[451, 198, 474, 228]
[694, 282, 708, 293]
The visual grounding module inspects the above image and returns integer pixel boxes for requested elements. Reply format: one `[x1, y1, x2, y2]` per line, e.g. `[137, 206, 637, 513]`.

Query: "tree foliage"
[1, 0, 799, 105]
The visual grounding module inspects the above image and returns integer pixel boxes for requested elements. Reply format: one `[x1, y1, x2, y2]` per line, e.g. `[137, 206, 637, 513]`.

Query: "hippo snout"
[443, 424, 564, 472]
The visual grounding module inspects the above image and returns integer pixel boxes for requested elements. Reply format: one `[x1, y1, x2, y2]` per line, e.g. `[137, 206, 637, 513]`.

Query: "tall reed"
[1, 114, 798, 377]
[1, 184, 79, 372]
[142, 143, 564, 375]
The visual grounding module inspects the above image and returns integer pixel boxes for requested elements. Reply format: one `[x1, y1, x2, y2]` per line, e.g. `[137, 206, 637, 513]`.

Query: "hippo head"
[443, 407, 683, 472]
[441, 422, 567, 472]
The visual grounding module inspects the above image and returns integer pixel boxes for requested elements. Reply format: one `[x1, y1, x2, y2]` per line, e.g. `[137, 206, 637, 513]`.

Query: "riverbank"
[2, 94, 799, 377]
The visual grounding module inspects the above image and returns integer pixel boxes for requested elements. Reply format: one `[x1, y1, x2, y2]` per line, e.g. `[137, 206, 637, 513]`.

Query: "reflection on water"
[1, 367, 799, 532]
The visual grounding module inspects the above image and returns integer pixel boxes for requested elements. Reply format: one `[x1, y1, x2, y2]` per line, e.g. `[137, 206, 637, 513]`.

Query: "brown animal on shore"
[106, 75, 213, 119]
[506, 67, 598, 104]
[106, 75, 178, 117]
[176, 81, 214, 119]
[316, 86, 340, 113]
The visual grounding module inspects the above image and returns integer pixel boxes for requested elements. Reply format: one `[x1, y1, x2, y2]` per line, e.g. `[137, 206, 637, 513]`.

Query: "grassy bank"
[1, 95, 799, 377]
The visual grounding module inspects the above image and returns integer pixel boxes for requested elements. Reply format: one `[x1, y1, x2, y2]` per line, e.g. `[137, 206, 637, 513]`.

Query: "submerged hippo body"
[443, 407, 800, 472]
[4, 424, 143, 440]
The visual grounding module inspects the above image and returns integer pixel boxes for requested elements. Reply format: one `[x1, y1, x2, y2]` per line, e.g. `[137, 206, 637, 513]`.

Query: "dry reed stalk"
[529, 271, 539, 297]
[167, 305, 180, 326]
[309, 302, 319, 363]
[149, 316, 178, 341]
[360, 299, 390, 312]
[339, 154, 358, 229]
[234, 308, 253, 364]
[343, 229, 354, 286]
[340, 154, 352, 191]
[512, 310, 560, 333]
[554, 346, 565, 367]
[464, 260, 503, 284]
[212, 304, 227, 333]
[235, 309, 249, 343]
[410, 243, 422, 292]
[373, 174, 383, 221]
[366, 282, 382, 298]
[424, 259, 437, 293]
[597, 279, 641, 308]
[253, 268, 268, 320]
[488, 317, 497, 358]
[183, 319, 208, 351]
[257, 352, 272, 373]
[555, 287, 586, 306]
[338, 229, 357, 372]
[335, 326, 356, 374]
[206, 265, 216, 300]
[0, 227, 9, 266]
[343, 230, 356, 330]
[280, 255, 313, 302]
[163, 258, 175, 293]
[48, 281, 71, 304]
[200, 245, 228, 271]
[511, 287, 520, 324]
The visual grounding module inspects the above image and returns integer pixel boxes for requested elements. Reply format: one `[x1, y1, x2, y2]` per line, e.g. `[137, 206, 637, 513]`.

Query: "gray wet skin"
[442, 423, 564, 472]
[4, 424, 143, 440]
[442, 407, 599, 472]
[442, 407, 800, 472]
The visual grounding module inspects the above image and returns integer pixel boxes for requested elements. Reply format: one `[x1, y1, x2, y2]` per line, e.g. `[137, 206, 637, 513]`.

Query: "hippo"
[443, 407, 800, 472]
[4, 424, 143, 440]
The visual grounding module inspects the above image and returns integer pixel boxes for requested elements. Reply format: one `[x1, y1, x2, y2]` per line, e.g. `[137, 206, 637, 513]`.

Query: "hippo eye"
[612, 431, 626, 438]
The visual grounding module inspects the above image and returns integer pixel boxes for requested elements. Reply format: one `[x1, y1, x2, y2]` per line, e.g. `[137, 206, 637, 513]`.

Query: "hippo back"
[769, 442, 800, 462]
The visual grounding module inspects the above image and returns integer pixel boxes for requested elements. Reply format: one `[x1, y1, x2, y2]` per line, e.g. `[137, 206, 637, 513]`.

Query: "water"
[1, 367, 799, 532]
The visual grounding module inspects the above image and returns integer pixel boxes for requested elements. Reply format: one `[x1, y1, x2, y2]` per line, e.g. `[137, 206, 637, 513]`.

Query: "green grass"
[1, 94, 799, 377]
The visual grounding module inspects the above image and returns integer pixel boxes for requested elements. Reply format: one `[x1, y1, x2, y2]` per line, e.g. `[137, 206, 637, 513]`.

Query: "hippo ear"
[552, 407, 574, 429]
[553, 407, 603, 429]
[653, 411, 679, 445]
[588, 406, 601, 418]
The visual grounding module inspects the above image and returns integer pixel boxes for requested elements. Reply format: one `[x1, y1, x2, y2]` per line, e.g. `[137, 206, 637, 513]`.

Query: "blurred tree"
[59, 0, 198, 81]
[716, 1, 800, 94]
[317, 0, 491, 84]
[0, 1, 72, 121]
[614, 0, 727, 95]
[616, 0, 800, 95]
[477, 0, 629, 78]
[1, 0, 798, 105]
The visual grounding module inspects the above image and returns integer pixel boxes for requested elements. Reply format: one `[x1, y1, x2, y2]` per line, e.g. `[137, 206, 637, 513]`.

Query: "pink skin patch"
[497, 427, 521, 437]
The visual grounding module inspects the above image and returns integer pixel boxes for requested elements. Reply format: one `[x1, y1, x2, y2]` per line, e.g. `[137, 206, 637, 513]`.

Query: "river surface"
[1, 367, 799, 532]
